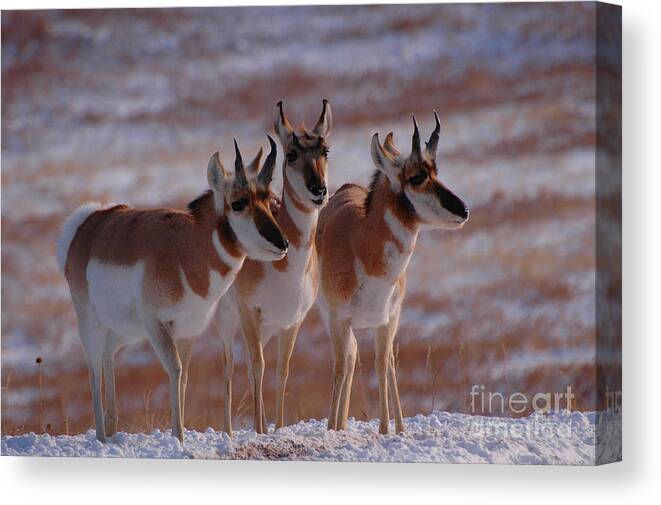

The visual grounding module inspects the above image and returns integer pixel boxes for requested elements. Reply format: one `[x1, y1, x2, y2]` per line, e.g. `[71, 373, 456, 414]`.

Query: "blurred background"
[2, 3, 610, 435]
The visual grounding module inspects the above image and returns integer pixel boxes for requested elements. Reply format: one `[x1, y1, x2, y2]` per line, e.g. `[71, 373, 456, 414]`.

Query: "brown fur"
[271, 255, 289, 273]
[234, 175, 306, 288]
[221, 100, 332, 434]
[277, 179, 306, 247]
[233, 116, 328, 304]
[233, 259, 266, 300]
[285, 134, 329, 209]
[319, 116, 467, 435]
[316, 178, 418, 306]
[316, 176, 418, 435]
[282, 176, 311, 215]
[63, 143, 286, 443]
[66, 193, 238, 310]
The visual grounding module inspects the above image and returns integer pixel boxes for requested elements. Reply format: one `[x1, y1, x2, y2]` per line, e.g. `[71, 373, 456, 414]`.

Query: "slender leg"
[222, 338, 235, 437]
[102, 336, 121, 438]
[385, 306, 405, 433]
[262, 397, 268, 433]
[86, 351, 106, 443]
[215, 298, 239, 437]
[327, 316, 352, 431]
[388, 349, 405, 433]
[337, 332, 357, 430]
[78, 317, 107, 443]
[375, 318, 399, 434]
[238, 305, 266, 434]
[177, 338, 194, 426]
[146, 320, 184, 442]
[275, 322, 302, 429]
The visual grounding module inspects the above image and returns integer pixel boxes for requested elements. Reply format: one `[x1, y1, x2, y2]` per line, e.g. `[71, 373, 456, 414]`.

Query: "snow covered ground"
[2, 410, 601, 464]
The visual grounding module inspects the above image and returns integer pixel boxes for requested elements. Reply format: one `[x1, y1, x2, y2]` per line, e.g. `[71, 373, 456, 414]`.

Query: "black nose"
[272, 235, 288, 252]
[437, 185, 468, 220]
[309, 184, 327, 197]
[451, 202, 468, 220]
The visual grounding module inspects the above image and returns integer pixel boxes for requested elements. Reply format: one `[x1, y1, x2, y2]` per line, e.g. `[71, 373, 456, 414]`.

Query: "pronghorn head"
[207, 137, 289, 261]
[370, 112, 469, 229]
[273, 99, 332, 209]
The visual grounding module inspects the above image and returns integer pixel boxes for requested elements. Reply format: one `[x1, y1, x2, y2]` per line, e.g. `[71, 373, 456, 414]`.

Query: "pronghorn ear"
[313, 99, 332, 137]
[207, 150, 228, 192]
[246, 146, 263, 175]
[371, 133, 401, 189]
[383, 132, 402, 160]
[273, 101, 294, 146]
[424, 111, 441, 161]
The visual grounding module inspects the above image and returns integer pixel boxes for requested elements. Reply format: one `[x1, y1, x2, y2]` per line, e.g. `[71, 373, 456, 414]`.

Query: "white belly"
[156, 268, 233, 339]
[87, 260, 148, 342]
[349, 273, 402, 329]
[87, 259, 234, 342]
[317, 273, 400, 331]
[349, 242, 410, 328]
[251, 265, 318, 330]
[320, 243, 409, 330]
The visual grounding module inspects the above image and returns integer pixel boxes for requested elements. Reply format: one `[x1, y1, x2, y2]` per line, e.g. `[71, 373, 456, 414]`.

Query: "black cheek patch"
[253, 207, 288, 251]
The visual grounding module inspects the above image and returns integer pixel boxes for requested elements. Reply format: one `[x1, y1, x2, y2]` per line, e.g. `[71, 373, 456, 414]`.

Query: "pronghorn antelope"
[56, 139, 288, 442]
[209, 100, 332, 435]
[315, 113, 469, 435]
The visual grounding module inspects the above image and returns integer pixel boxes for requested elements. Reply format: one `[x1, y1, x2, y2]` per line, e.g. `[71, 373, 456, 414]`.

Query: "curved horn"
[425, 111, 441, 160]
[411, 115, 421, 161]
[258, 135, 277, 186]
[233, 138, 248, 186]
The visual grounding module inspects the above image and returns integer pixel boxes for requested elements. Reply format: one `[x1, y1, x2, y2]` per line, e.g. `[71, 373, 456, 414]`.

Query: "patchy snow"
[2, 410, 601, 464]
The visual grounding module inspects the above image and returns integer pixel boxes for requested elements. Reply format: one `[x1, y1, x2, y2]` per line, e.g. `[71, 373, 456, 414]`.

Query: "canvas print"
[1, 2, 621, 464]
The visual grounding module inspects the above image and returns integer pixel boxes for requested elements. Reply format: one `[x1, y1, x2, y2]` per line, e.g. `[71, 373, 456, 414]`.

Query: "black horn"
[425, 111, 441, 160]
[411, 115, 421, 161]
[233, 139, 248, 186]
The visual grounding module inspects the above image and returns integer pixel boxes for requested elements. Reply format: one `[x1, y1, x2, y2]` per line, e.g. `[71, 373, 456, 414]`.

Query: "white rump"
[56, 202, 112, 272]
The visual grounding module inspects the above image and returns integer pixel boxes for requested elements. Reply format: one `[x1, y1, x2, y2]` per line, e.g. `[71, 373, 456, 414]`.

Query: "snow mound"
[2, 411, 600, 464]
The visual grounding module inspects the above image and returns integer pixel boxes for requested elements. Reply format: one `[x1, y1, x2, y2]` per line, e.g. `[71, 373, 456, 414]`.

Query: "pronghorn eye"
[286, 151, 298, 164]
[231, 199, 248, 212]
[322, 148, 329, 159]
[269, 197, 280, 214]
[409, 172, 427, 185]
